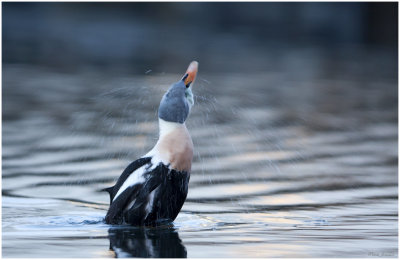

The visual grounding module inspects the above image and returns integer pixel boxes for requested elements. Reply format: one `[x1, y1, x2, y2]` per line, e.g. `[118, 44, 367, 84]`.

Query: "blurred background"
[2, 2, 398, 258]
[2, 2, 398, 72]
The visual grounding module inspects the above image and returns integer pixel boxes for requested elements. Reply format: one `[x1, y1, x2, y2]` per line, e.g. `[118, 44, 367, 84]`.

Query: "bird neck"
[158, 118, 186, 138]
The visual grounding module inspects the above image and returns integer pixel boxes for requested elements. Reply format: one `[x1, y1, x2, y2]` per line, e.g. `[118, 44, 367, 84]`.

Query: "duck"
[103, 61, 198, 226]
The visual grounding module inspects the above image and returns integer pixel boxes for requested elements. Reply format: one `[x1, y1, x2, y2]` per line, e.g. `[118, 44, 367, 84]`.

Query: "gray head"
[158, 61, 198, 124]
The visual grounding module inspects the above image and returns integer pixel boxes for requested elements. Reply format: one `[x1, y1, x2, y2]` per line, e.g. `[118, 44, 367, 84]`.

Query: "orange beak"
[182, 61, 198, 88]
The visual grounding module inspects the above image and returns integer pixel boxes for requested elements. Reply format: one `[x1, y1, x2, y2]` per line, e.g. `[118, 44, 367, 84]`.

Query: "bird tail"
[100, 186, 114, 204]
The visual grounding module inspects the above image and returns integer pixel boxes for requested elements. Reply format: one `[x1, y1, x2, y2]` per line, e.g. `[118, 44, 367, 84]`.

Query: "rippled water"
[2, 52, 398, 257]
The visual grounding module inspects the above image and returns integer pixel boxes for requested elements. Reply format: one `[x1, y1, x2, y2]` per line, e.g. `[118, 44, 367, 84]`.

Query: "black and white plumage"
[104, 61, 198, 226]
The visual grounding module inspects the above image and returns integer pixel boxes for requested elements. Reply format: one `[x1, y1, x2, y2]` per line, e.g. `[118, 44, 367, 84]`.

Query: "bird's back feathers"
[104, 156, 189, 226]
[102, 157, 151, 203]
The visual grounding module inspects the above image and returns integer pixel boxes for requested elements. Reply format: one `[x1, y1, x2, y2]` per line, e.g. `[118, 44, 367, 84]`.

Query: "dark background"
[2, 2, 398, 73]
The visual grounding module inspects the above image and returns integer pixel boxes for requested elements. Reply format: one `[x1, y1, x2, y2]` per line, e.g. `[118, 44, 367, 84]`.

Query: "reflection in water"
[108, 226, 187, 258]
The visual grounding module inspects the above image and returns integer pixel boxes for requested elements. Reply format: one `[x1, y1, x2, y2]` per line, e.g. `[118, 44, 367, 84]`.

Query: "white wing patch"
[124, 198, 136, 212]
[112, 152, 167, 202]
[113, 164, 147, 201]
[145, 186, 159, 218]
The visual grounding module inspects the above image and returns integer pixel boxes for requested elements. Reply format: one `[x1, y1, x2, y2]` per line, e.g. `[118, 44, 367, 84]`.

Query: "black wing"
[121, 165, 167, 225]
[102, 157, 151, 203]
[105, 183, 143, 224]
[105, 174, 159, 225]
[124, 165, 190, 226]
[103, 157, 152, 224]
[105, 160, 190, 226]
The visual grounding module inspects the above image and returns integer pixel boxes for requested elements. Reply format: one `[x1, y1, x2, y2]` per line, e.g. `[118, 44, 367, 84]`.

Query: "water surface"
[2, 51, 398, 257]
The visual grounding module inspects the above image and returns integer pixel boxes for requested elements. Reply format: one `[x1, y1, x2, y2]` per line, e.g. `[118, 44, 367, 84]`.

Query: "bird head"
[158, 61, 198, 124]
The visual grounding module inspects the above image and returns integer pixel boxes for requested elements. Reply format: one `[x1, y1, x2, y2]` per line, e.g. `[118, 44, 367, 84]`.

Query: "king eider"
[104, 61, 198, 226]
